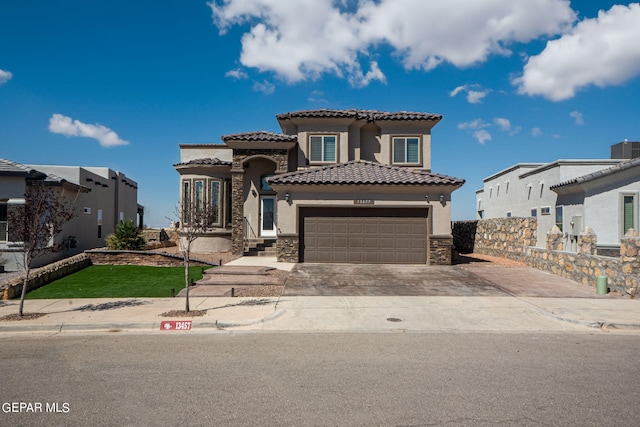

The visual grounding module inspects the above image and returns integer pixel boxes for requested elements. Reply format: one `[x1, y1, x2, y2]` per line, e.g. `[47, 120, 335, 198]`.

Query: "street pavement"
[1, 257, 639, 335]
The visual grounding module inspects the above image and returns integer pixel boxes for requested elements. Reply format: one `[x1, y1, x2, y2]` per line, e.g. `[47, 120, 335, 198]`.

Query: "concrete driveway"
[283, 256, 616, 298]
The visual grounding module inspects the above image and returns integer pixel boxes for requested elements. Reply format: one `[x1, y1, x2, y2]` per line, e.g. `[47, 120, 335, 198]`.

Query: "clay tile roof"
[173, 158, 231, 167]
[221, 131, 297, 143]
[276, 109, 442, 122]
[551, 157, 640, 190]
[0, 158, 41, 176]
[268, 160, 464, 186]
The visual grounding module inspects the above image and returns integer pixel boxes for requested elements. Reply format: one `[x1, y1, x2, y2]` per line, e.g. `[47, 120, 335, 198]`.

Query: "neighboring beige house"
[175, 109, 464, 265]
[0, 159, 142, 271]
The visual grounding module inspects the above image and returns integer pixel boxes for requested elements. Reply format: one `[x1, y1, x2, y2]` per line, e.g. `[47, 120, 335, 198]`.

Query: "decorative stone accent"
[231, 172, 245, 255]
[429, 235, 453, 265]
[276, 236, 299, 263]
[577, 227, 597, 255]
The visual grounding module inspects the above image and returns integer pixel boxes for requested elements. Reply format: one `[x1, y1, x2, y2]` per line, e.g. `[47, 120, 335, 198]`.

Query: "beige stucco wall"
[272, 185, 454, 236]
[180, 145, 232, 163]
[281, 117, 436, 170]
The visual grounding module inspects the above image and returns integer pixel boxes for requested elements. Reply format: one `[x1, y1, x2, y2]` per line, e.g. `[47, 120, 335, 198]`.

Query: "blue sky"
[2, 1, 640, 227]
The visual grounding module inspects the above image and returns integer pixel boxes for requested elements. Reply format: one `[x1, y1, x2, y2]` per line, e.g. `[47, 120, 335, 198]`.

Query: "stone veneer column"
[276, 236, 299, 262]
[546, 225, 563, 251]
[429, 235, 453, 265]
[231, 171, 244, 255]
[577, 227, 597, 255]
[620, 228, 640, 297]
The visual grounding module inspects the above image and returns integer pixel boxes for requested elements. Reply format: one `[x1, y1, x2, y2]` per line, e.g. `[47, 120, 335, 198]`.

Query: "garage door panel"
[302, 208, 428, 264]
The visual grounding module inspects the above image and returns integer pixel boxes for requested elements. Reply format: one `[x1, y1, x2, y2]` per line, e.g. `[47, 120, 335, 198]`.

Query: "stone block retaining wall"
[86, 250, 215, 267]
[453, 218, 639, 296]
[1, 250, 217, 300]
[1, 253, 92, 300]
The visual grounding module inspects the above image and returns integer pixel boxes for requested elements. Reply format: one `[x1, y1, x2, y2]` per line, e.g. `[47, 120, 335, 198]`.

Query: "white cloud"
[514, 3, 640, 100]
[458, 119, 492, 144]
[0, 68, 12, 84]
[449, 84, 490, 103]
[467, 90, 490, 104]
[450, 85, 467, 97]
[531, 127, 542, 137]
[253, 80, 275, 95]
[494, 117, 521, 135]
[569, 110, 584, 125]
[458, 119, 490, 131]
[48, 114, 129, 148]
[473, 130, 492, 145]
[210, 0, 575, 87]
[308, 90, 328, 103]
[225, 68, 248, 79]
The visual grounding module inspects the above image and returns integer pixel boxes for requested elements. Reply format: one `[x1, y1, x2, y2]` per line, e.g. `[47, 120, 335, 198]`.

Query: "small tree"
[177, 198, 212, 312]
[7, 184, 77, 317]
[106, 220, 145, 250]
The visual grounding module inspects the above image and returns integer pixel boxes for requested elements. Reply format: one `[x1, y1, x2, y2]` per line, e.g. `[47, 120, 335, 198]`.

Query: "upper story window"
[393, 137, 420, 164]
[309, 135, 336, 163]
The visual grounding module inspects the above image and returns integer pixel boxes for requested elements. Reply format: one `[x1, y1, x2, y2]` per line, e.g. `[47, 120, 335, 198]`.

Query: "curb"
[0, 310, 286, 334]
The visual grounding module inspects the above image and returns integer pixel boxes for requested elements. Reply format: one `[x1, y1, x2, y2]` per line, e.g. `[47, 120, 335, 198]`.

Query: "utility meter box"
[571, 216, 582, 236]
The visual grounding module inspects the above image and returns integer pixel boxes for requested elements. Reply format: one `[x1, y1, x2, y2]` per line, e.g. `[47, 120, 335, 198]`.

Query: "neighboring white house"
[0, 159, 142, 272]
[551, 157, 640, 255]
[476, 159, 624, 250]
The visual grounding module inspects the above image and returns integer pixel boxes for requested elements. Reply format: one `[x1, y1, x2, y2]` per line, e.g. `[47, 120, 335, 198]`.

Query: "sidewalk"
[1, 294, 639, 334]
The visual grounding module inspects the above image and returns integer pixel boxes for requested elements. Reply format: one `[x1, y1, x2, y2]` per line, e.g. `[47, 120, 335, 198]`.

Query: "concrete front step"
[177, 284, 272, 297]
[196, 274, 285, 286]
[204, 266, 274, 276]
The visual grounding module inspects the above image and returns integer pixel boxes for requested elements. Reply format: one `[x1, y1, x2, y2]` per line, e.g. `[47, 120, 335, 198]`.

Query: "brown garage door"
[301, 208, 428, 264]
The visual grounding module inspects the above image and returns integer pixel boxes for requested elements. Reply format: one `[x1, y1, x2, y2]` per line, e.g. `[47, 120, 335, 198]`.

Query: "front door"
[260, 196, 276, 237]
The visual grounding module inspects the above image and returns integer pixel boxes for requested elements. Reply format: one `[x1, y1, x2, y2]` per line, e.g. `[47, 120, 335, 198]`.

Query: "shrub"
[106, 220, 146, 250]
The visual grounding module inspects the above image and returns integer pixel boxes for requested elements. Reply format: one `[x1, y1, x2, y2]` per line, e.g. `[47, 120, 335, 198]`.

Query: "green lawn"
[25, 265, 211, 299]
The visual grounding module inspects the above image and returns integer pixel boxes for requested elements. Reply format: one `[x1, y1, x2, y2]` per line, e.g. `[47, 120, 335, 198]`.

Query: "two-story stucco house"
[174, 109, 465, 265]
[0, 159, 142, 271]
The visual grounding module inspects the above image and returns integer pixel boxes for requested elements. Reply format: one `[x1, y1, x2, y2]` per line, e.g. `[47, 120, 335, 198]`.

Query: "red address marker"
[160, 320, 192, 331]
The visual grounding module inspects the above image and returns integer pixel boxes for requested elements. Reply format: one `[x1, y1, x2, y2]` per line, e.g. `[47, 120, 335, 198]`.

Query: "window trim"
[308, 134, 337, 164]
[540, 206, 551, 215]
[392, 136, 421, 165]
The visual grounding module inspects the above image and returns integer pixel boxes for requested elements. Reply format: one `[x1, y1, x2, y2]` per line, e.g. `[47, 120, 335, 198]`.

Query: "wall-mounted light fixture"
[439, 194, 445, 203]
[285, 192, 290, 202]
